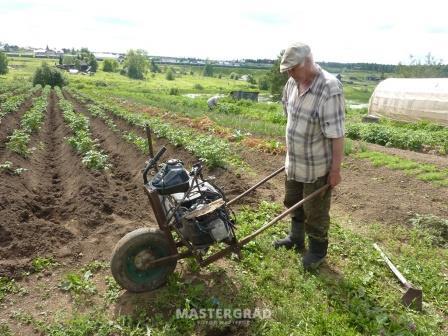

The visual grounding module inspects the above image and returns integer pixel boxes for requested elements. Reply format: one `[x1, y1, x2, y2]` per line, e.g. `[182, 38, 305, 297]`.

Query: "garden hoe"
[373, 243, 423, 311]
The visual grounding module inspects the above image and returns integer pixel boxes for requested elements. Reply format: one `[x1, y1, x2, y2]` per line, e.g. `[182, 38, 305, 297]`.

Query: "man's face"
[286, 62, 306, 81]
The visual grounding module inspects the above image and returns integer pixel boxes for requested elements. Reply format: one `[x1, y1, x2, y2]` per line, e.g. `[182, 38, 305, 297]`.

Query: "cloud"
[0, 0, 447, 63]
[95, 17, 134, 26]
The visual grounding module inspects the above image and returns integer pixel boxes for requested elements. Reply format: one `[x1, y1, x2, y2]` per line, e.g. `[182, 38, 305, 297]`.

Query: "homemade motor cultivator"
[111, 137, 328, 292]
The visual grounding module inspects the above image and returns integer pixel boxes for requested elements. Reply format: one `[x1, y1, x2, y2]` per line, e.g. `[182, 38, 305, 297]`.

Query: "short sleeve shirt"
[282, 66, 345, 183]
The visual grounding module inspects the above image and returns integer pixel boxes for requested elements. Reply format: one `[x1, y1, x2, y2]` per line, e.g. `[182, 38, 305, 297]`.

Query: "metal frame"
[143, 166, 329, 269]
[141, 126, 329, 270]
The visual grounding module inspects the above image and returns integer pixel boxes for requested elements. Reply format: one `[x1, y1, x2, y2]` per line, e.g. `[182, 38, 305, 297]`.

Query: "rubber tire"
[111, 227, 177, 292]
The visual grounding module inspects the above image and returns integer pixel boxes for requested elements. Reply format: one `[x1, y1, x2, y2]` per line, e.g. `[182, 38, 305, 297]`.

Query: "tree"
[246, 74, 256, 84]
[103, 59, 119, 72]
[32, 62, 66, 87]
[88, 54, 98, 72]
[267, 52, 288, 101]
[0, 52, 8, 75]
[150, 59, 160, 73]
[62, 55, 76, 65]
[258, 76, 270, 91]
[397, 53, 448, 78]
[202, 63, 214, 77]
[124, 49, 148, 79]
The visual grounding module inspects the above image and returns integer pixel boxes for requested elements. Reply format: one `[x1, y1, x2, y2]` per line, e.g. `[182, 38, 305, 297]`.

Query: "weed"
[104, 276, 122, 304]
[82, 260, 109, 273]
[59, 271, 97, 297]
[31, 257, 57, 273]
[0, 277, 20, 302]
[0, 323, 12, 336]
[344, 138, 354, 155]
[409, 214, 448, 247]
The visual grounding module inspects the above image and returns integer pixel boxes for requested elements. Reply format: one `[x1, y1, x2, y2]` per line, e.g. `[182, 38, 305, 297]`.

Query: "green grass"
[229, 202, 447, 335]
[356, 151, 448, 186]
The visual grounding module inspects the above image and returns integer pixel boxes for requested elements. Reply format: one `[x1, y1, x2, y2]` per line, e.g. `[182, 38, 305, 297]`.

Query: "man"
[207, 95, 220, 110]
[273, 42, 345, 270]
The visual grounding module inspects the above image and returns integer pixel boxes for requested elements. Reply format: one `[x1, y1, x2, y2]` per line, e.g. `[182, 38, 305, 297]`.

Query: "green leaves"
[5, 85, 50, 157]
[55, 87, 109, 170]
[346, 120, 448, 154]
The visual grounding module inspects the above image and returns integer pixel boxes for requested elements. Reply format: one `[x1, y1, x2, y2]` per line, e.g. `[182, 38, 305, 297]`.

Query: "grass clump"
[409, 214, 448, 248]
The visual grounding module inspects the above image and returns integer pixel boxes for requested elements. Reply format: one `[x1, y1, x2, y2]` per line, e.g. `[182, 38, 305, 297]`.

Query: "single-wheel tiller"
[111, 134, 329, 292]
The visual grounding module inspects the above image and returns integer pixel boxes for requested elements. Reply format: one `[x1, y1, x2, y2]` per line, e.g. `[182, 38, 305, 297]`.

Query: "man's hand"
[329, 137, 344, 188]
[327, 169, 342, 188]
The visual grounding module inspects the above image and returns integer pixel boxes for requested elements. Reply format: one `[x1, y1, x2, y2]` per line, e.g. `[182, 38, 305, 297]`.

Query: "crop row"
[54, 87, 109, 170]
[6, 86, 51, 157]
[0, 81, 32, 95]
[63, 88, 147, 154]
[0, 85, 42, 121]
[67, 88, 239, 168]
[346, 121, 448, 154]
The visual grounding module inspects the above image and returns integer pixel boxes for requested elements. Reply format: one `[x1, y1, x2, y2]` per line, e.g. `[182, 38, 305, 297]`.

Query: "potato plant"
[55, 87, 109, 170]
[6, 85, 50, 157]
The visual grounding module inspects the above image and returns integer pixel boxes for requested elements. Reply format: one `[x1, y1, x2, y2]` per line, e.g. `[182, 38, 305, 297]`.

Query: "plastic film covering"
[368, 78, 448, 126]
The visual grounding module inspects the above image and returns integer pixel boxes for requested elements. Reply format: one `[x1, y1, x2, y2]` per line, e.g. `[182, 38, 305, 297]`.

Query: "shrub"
[95, 81, 108, 87]
[169, 87, 179, 95]
[258, 77, 270, 90]
[230, 72, 239, 80]
[0, 52, 8, 75]
[193, 83, 204, 90]
[202, 63, 214, 77]
[102, 59, 119, 72]
[166, 70, 175, 81]
[32, 62, 66, 87]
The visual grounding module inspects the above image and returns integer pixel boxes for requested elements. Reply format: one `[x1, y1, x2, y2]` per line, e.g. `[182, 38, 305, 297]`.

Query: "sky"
[1, 0, 448, 65]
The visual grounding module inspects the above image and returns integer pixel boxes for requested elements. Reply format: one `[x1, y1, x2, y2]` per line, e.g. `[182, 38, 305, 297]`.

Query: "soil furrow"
[71, 93, 254, 201]
[63, 91, 154, 222]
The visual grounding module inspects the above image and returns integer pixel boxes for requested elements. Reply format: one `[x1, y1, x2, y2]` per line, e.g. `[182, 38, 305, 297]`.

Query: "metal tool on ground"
[110, 129, 330, 292]
[373, 243, 423, 311]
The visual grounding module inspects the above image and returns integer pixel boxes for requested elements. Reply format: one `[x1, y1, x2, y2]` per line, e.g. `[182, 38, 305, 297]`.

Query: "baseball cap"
[280, 42, 311, 73]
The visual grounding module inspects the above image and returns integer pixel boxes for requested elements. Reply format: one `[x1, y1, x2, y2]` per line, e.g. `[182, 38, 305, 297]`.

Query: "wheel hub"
[134, 249, 156, 270]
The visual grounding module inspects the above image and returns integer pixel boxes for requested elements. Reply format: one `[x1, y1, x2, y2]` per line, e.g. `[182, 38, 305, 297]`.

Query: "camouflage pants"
[283, 175, 331, 242]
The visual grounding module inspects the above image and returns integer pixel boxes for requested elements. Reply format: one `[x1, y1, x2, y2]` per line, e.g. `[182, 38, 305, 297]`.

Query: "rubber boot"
[302, 238, 328, 270]
[273, 218, 305, 252]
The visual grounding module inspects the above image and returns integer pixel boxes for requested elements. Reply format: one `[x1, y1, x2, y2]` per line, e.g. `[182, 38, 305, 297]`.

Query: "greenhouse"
[368, 78, 448, 126]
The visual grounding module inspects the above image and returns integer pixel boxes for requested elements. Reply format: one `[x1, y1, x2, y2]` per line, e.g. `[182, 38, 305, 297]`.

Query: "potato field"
[0, 58, 447, 336]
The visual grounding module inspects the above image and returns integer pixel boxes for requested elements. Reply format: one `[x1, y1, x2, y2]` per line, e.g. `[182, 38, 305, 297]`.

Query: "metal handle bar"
[143, 146, 167, 184]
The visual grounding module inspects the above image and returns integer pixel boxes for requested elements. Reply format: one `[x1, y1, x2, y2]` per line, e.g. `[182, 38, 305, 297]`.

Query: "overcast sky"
[1, 0, 447, 64]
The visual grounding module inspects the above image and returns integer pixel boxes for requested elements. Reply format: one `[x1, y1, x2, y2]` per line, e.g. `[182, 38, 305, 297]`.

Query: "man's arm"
[328, 137, 344, 188]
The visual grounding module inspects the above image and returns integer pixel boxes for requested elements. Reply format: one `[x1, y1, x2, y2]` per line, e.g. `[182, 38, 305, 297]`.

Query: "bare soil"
[1, 90, 447, 334]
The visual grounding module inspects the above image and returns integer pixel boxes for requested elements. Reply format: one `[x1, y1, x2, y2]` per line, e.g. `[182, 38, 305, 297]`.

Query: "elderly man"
[273, 42, 345, 270]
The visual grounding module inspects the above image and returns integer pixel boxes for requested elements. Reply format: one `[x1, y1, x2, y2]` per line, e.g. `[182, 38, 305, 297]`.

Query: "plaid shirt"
[282, 66, 345, 183]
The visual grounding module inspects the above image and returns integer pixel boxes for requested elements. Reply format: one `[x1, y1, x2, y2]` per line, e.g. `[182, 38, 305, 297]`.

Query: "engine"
[151, 159, 235, 249]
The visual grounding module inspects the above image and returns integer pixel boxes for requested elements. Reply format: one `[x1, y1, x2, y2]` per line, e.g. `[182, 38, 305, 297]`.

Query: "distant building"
[230, 91, 259, 102]
[93, 52, 123, 61]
